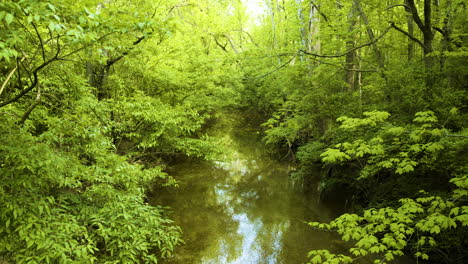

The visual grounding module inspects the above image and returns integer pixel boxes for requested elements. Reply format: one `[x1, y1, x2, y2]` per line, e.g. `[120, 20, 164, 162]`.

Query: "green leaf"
[449, 107, 458, 115]
[413, 111, 438, 123]
[430, 225, 440, 234]
[5, 13, 13, 25]
[311, 254, 322, 264]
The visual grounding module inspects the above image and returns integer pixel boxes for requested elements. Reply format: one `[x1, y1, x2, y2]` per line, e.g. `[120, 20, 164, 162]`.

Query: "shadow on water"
[150, 114, 413, 264]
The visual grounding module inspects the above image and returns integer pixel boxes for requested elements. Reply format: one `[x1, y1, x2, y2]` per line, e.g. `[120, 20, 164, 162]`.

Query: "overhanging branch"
[243, 55, 297, 80]
[390, 22, 426, 50]
[300, 25, 392, 58]
[0, 37, 61, 108]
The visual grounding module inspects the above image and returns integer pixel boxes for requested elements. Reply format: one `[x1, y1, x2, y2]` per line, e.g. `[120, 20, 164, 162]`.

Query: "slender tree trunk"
[404, 0, 415, 61]
[354, 0, 385, 68]
[308, 3, 320, 52]
[296, 0, 306, 61]
[423, 0, 434, 68]
[270, 0, 277, 50]
[344, 1, 359, 92]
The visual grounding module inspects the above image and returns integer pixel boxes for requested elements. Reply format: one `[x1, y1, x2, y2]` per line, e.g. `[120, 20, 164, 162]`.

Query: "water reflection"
[151, 133, 339, 264]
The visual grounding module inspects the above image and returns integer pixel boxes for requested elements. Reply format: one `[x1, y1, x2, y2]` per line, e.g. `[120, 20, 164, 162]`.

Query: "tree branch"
[60, 31, 118, 59]
[106, 34, 148, 67]
[167, 2, 191, 17]
[0, 37, 61, 108]
[232, 29, 259, 47]
[385, 4, 409, 10]
[212, 35, 228, 52]
[31, 22, 46, 62]
[223, 34, 239, 54]
[356, 0, 385, 68]
[243, 55, 296, 80]
[432, 26, 447, 38]
[311, 56, 378, 72]
[300, 26, 392, 58]
[311, 2, 329, 22]
[18, 86, 41, 125]
[406, 0, 426, 32]
[390, 22, 426, 50]
[0, 61, 22, 98]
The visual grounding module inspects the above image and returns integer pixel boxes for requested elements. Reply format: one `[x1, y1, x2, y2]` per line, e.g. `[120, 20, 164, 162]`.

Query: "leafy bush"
[0, 111, 181, 263]
[307, 111, 468, 263]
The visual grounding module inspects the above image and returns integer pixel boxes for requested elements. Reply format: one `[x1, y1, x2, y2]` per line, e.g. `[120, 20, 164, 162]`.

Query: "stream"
[150, 122, 346, 264]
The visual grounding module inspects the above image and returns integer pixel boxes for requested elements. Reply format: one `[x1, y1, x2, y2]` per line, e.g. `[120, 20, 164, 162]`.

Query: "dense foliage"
[0, 0, 242, 262]
[238, 0, 467, 263]
[1, 0, 466, 263]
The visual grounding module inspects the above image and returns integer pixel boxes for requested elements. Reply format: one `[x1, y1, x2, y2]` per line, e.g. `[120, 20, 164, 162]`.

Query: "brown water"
[151, 128, 346, 264]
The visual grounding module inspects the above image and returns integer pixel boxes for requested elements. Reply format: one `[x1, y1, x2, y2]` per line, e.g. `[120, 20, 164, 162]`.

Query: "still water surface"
[152, 129, 345, 264]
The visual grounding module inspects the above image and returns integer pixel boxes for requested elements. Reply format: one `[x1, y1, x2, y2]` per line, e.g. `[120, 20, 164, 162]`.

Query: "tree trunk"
[406, 0, 434, 66]
[86, 62, 111, 101]
[404, 0, 435, 92]
[308, 3, 320, 52]
[296, 0, 306, 61]
[354, 0, 385, 68]
[344, 1, 359, 92]
[404, 0, 415, 61]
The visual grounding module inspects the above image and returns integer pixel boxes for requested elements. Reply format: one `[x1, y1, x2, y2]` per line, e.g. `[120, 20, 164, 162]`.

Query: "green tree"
[0, 0, 246, 262]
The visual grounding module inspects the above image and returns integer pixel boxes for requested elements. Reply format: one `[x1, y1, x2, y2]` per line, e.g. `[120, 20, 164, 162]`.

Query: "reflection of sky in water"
[154, 131, 347, 264]
[153, 126, 413, 264]
[204, 156, 287, 264]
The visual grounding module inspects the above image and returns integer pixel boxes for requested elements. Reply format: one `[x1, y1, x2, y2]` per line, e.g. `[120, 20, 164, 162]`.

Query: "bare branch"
[167, 2, 191, 15]
[223, 34, 239, 54]
[150, 0, 164, 19]
[243, 55, 296, 80]
[18, 86, 41, 125]
[390, 22, 426, 50]
[0, 37, 61, 108]
[356, 0, 385, 68]
[31, 22, 46, 61]
[0, 63, 21, 98]
[232, 29, 259, 47]
[311, 57, 378, 72]
[300, 26, 392, 58]
[212, 35, 228, 52]
[432, 26, 447, 38]
[385, 4, 409, 10]
[106, 34, 147, 67]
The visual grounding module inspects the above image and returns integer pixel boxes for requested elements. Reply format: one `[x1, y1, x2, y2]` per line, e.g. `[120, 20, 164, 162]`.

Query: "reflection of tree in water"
[150, 161, 240, 264]
[150, 127, 346, 264]
[224, 133, 341, 264]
